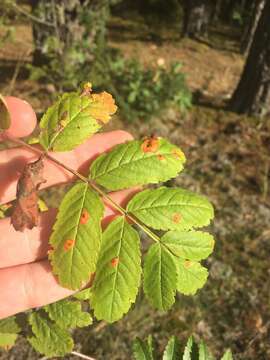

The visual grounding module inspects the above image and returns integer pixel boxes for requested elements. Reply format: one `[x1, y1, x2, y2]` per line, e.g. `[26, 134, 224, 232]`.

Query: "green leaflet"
[39, 92, 101, 151]
[0, 317, 20, 334]
[91, 216, 141, 322]
[177, 260, 208, 296]
[144, 243, 177, 311]
[0, 317, 20, 349]
[0, 333, 18, 349]
[161, 231, 215, 261]
[132, 336, 154, 360]
[199, 341, 214, 360]
[183, 336, 193, 360]
[49, 182, 104, 290]
[221, 349, 233, 360]
[44, 299, 92, 329]
[89, 138, 186, 191]
[163, 336, 181, 360]
[73, 287, 92, 300]
[133, 336, 233, 360]
[0, 94, 11, 130]
[127, 187, 214, 231]
[28, 313, 73, 357]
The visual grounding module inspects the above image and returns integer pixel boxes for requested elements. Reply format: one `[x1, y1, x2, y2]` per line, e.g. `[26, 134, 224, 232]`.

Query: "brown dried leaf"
[11, 157, 46, 232]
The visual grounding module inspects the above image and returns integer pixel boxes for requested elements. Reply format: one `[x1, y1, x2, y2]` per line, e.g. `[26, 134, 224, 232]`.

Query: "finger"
[0, 97, 37, 140]
[0, 130, 133, 204]
[0, 259, 74, 319]
[0, 188, 138, 269]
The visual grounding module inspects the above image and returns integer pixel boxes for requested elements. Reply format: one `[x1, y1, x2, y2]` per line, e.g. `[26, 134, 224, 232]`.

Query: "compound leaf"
[0, 94, 11, 130]
[127, 187, 214, 231]
[133, 336, 154, 360]
[44, 299, 92, 329]
[161, 231, 214, 261]
[28, 313, 73, 357]
[163, 336, 181, 360]
[144, 243, 177, 311]
[0, 317, 20, 350]
[90, 138, 186, 191]
[39, 91, 116, 151]
[91, 216, 141, 322]
[49, 182, 104, 290]
[177, 260, 208, 296]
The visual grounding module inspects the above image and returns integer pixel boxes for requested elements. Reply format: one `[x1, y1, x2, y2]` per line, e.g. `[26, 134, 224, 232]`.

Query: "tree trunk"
[241, 0, 266, 55]
[30, 0, 109, 66]
[230, 0, 270, 117]
[211, 0, 223, 22]
[220, 0, 236, 22]
[181, 0, 211, 38]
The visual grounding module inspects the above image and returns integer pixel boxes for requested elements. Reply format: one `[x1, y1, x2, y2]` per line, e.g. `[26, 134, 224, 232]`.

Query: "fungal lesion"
[63, 239, 75, 251]
[141, 136, 160, 153]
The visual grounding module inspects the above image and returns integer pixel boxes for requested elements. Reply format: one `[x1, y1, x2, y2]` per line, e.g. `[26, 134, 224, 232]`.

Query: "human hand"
[0, 96, 133, 319]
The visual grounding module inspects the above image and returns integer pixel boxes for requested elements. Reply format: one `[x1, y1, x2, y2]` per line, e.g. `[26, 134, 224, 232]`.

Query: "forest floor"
[0, 13, 270, 360]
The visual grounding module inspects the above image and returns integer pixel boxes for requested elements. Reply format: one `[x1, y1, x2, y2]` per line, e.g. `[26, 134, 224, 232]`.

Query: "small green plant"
[106, 56, 192, 121]
[0, 84, 213, 358]
[0, 0, 15, 48]
[133, 335, 233, 360]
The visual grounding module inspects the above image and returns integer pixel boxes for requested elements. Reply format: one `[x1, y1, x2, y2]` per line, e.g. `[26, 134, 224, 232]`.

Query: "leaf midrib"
[68, 183, 89, 288]
[92, 150, 181, 180]
[49, 99, 91, 149]
[109, 217, 125, 322]
[129, 202, 212, 212]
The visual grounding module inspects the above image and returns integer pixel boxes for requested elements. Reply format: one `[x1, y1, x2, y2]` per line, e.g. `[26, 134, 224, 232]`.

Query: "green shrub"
[105, 55, 192, 121]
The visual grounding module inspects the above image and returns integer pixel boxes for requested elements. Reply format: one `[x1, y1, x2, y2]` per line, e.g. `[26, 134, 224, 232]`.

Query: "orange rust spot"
[110, 257, 119, 267]
[141, 137, 159, 153]
[80, 208, 90, 225]
[64, 239, 75, 251]
[157, 154, 165, 161]
[172, 213, 181, 224]
[184, 260, 192, 268]
[172, 148, 185, 160]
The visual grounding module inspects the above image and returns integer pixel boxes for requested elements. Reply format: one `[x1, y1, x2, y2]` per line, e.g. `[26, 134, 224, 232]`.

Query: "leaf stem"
[71, 351, 96, 360]
[6, 135, 160, 244]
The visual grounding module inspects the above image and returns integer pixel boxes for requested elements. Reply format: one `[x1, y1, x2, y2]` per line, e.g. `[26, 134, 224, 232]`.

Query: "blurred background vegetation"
[0, 0, 270, 359]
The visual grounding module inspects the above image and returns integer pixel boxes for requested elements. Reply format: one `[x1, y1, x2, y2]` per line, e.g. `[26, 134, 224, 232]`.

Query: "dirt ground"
[0, 14, 270, 360]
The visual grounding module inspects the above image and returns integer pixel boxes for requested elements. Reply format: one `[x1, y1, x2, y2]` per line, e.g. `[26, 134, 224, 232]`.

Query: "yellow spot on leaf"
[172, 213, 181, 224]
[184, 260, 192, 268]
[172, 148, 185, 160]
[84, 82, 92, 92]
